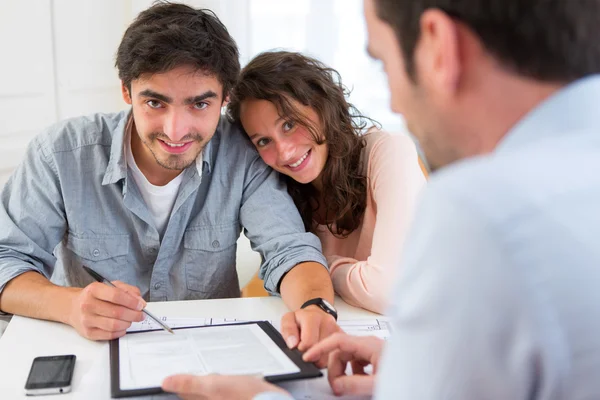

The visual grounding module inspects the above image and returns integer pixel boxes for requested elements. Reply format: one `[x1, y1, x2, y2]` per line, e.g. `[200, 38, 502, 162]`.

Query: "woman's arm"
[330, 133, 426, 313]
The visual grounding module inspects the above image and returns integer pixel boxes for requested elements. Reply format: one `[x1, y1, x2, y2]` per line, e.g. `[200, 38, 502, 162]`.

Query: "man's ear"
[121, 81, 132, 105]
[417, 9, 461, 98]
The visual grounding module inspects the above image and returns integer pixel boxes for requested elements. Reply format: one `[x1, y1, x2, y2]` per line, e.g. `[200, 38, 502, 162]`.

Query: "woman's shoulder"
[361, 129, 417, 165]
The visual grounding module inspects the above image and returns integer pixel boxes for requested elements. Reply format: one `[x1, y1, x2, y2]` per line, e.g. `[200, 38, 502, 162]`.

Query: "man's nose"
[163, 110, 193, 142]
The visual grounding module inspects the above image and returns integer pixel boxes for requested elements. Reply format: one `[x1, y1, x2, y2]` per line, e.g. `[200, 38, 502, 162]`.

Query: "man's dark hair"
[373, 0, 600, 82]
[116, 1, 240, 96]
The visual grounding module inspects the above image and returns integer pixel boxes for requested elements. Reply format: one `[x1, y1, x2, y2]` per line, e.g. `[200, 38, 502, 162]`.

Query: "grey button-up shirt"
[0, 110, 326, 302]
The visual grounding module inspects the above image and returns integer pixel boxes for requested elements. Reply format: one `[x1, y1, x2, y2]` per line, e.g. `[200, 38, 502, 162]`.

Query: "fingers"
[280, 312, 300, 349]
[112, 280, 143, 299]
[80, 288, 145, 323]
[304, 333, 383, 364]
[73, 283, 145, 340]
[330, 374, 375, 397]
[86, 282, 145, 311]
[162, 374, 208, 398]
[303, 332, 347, 362]
[81, 327, 127, 341]
[297, 314, 320, 352]
[327, 349, 347, 385]
[82, 314, 132, 332]
[162, 374, 288, 400]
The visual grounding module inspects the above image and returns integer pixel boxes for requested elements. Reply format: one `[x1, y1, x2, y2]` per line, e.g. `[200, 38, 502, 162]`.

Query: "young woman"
[228, 51, 426, 314]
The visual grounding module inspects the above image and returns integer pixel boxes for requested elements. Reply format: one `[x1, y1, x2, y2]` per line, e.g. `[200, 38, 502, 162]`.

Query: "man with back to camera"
[0, 3, 339, 357]
[161, 0, 600, 398]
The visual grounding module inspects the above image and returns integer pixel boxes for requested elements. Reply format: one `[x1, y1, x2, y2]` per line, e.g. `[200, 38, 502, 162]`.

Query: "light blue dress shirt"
[259, 76, 600, 399]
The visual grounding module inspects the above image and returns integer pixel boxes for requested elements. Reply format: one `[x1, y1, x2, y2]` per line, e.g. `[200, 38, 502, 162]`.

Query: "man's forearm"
[279, 262, 334, 310]
[0, 271, 79, 324]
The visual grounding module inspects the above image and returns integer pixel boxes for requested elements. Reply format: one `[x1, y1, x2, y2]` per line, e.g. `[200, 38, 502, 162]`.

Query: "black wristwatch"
[301, 297, 338, 321]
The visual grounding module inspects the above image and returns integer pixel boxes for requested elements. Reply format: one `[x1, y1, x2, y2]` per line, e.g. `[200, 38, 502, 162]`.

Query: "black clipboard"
[109, 320, 323, 398]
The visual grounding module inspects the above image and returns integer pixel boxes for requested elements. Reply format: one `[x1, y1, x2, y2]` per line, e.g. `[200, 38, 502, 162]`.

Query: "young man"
[0, 3, 338, 353]
[162, 0, 600, 398]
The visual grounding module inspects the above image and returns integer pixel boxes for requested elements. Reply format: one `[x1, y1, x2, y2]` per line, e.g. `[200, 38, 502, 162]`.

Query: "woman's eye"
[147, 100, 162, 109]
[282, 121, 295, 132]
[194, 102, 208, 110]
[256, 138, 270, 147]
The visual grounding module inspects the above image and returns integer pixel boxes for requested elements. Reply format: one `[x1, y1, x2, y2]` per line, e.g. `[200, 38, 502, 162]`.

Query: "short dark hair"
[115, 1, 240, 96]
[228, 51, 379, 237]
[373, 0, 600, 82]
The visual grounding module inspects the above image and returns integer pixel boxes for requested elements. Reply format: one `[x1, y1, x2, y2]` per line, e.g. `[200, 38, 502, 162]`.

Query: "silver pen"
[82, 265, 174, 334]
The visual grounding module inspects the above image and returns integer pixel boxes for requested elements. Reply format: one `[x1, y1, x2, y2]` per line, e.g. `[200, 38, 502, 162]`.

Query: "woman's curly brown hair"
[227, 51, 379, 237]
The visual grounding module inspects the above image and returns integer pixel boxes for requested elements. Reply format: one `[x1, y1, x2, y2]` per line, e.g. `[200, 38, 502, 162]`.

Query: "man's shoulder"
[210, 118, 262, 164]
[35, 110, 128, 154]
[214, 118, 257, 151]
[426, 138, 600, 225]
[425, 152, 531, 221]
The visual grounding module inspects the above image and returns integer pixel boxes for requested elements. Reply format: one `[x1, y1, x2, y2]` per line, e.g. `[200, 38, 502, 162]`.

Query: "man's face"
[122, 65, 224, 178]
[363, 0, 461, 171]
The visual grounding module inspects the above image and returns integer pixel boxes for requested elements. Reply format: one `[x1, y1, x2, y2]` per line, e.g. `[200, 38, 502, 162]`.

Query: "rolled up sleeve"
[239, 155, 327, 295]
[0, 135, 67, 297]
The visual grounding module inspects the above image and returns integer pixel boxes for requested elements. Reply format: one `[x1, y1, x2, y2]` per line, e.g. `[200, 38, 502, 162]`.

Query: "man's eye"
[282, 121, 295, 132]
[194, 102, 208, 110]
[146, 100, 162, 109]
[256, 138, 270, 147]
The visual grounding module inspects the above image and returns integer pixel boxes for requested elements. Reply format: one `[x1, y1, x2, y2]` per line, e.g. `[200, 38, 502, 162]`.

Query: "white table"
[0, 297, 377, 399]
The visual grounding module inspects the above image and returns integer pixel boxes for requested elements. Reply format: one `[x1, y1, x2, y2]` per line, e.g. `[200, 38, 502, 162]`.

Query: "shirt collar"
[497, 75, 600, 153]
[102, 109, 215, 185]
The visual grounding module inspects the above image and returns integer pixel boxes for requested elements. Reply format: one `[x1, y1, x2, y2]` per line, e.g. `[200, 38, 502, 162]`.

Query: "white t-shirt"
[125, 127, 203, 239]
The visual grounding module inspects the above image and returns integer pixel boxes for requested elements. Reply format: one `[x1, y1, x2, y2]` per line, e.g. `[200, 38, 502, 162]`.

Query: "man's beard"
[145, 132, 204, 171]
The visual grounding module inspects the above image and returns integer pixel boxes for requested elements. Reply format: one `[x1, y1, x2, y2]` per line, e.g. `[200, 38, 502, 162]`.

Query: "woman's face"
[239, 99, 328, 186]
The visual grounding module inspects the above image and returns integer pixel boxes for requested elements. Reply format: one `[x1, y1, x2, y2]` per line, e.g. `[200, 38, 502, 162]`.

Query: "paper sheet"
[119, 324, 299, 390]
[128, 317, 392, 340]
[127, 316, 391, 398]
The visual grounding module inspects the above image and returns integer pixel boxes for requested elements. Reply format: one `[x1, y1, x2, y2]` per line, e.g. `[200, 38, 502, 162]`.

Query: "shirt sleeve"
[374, 183, 553, 399]
[330, 133, 425, 313]
[0, 135, 67, 298]
[239, 152, 327, 295]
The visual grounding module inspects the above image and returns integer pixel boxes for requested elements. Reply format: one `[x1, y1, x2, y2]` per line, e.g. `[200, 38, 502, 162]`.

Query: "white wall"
[0, 1, 58, 185]
[0, 0, 134, 186]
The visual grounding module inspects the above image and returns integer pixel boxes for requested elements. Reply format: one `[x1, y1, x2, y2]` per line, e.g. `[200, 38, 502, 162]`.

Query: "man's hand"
[162, 374, 291, 400]
[303, 333, 384, 397]
[67, 281, 146, 340]
[280, 305, 341, 367]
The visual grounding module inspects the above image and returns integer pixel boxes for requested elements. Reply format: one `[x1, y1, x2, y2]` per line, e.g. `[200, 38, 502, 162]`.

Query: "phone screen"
[25, 355, 76, 390]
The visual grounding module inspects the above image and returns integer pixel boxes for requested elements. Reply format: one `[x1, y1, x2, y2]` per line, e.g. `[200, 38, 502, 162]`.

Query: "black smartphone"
[24, 355, 76, 396]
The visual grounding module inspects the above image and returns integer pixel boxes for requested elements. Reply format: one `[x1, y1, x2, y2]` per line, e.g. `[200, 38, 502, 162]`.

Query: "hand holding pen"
[82, 266, 173, 334]
[65, 265, 171, 341]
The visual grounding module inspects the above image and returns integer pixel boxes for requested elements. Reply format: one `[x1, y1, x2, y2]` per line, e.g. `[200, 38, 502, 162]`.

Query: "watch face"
[322, 298, 335, 311]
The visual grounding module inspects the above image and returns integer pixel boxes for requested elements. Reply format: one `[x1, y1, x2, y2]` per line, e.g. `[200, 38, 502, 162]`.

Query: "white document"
[127, 317, 244, 332]
[119, 323, 299, 390]
[129, 317, 392, 340]
[338, 318, 392, 340]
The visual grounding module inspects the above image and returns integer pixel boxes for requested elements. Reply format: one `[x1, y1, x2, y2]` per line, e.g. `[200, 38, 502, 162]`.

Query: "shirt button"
[211, 240, 220, 248]
[154, 283, 161, 290]
[92, 249, 100, 257]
